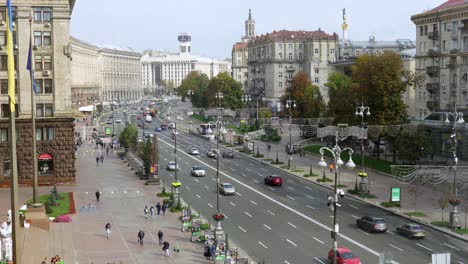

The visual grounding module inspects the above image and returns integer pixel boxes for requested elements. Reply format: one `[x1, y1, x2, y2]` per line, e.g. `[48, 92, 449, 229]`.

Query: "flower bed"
[53, 214, 72, 223]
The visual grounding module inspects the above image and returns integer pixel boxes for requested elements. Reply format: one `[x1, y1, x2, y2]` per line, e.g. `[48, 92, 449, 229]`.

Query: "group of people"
[143, 202, 167, 219]
[41, 255, 64, 264]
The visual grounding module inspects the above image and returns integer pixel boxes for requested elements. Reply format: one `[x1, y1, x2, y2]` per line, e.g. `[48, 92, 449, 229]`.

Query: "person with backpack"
[162, 241, 170, 256]
[137, 230, 145, 246]
[161, 203, 167, 216]
[105, 223, 111, 239]
[157, 230, 163, 245]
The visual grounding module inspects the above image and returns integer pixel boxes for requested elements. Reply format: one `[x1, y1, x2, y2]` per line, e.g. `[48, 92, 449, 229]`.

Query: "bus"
[199, 123, 216, 135]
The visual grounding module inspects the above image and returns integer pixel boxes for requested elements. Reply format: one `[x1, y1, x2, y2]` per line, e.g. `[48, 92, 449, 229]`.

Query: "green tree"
[258, 107, 272, 119]
[326, 72, 354, 124]
[119, 124, 138, 151]
[282, 72, 325, 118]
[208, 72, 243, 110]
[140, 138, 152, 176]
[178, 72, 210, 108]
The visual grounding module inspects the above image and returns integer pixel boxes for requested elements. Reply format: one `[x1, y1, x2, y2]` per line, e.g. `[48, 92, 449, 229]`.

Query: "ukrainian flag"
[6, 0, 15, 112]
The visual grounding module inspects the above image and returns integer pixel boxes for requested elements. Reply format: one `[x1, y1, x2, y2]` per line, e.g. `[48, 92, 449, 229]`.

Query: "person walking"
[161, 203, 167, 216]
[106, 147, 110, 156]
[95, 190, 101, 202]
[137, 230, 145, 246]
[105, 223, 111, 239]
[144, 206, 149, 219]
[96, 156, 100, 166]
[157, 230, 163, 245]
[156, 202, 161, 215]
[162, 241, 170, 256]
[100, 154, 104, 164]
[150, 206, 155, 218]
[268, 144, 271, 152]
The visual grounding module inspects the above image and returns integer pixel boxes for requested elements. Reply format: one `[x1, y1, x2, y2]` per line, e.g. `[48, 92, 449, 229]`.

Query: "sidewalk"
[0, 117, 211, 264]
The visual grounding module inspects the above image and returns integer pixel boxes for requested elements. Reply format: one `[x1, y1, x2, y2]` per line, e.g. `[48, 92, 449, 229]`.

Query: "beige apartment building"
[0, 0, 76, 186]
[232, 10, 255, 91]
[411, 0, 468, 119]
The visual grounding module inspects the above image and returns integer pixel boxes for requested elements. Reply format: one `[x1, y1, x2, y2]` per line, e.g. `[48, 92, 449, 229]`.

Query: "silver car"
[191, 166, 205, 177]
[188, 148, 199, 155]
[218, 183, 236, 195]
[166, 161, 180, 171]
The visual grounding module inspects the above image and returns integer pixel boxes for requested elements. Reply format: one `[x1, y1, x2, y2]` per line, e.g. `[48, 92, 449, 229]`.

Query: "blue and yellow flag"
[27, 37, 37, 94]
[6, 0, 15, 112]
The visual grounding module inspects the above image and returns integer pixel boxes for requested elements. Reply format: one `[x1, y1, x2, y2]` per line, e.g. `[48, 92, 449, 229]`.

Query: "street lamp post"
[215, 92, 224, 108]
[285, 98, 296, 169]
[172, 122, 181, 207]
[242, 93, 251, 123]
[317, 132, 356, 264]
[355, 101, 370, 193]
[445, 108, 465, 229]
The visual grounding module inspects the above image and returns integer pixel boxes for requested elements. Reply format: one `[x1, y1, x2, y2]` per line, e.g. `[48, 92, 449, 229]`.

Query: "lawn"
[191, 114, 208, 122]
[304, 145, 393, 174]
[28, 192, 75, 217]
[404, 211, 427, 217]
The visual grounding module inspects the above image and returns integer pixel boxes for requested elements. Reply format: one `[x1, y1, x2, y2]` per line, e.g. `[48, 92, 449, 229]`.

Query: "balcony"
[285, 65, 295, 72]
[427, 49, 439, 57]
[428, 31, 439, 40]
[426, 83, 439, 93]
[426, 66, 439, 76]
[450, 49, 459, 54]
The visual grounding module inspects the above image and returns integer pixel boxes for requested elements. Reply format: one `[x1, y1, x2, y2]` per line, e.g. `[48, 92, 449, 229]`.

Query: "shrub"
[200, 223, 210, 230]
[317, 177, 333, 183]
[303, 173, 318, 177]
[48, 193, 57, 206]
[44, 201, 53, 214]
[380, 201, 400, 208]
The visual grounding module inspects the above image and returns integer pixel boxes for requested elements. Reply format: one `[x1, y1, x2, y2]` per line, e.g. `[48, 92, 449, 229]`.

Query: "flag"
[27, 37, 37, 94]
[6, 0, 15, 112]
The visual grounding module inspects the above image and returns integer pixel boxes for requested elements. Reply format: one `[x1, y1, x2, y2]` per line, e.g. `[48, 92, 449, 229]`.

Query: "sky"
[70, 0, 445, 59]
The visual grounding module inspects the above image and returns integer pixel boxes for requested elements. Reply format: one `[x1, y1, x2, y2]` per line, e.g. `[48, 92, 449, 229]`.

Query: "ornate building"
[232, 10, 255, 90]
[0, 0, 76, 186]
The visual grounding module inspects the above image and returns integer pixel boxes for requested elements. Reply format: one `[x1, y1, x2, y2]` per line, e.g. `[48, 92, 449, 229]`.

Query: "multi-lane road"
[111, 108, 468, 264]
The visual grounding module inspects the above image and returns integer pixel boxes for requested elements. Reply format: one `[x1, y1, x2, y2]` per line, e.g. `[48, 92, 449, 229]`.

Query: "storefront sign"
[105, 127, 111, 135]
[150, 164, 158, 175]
[38, 153, 53, 161]
[390, 187, 401, 202]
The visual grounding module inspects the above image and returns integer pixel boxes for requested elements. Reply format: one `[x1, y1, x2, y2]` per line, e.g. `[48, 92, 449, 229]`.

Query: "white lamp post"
[285, 98, 296, 169]
[355, 101, 370, 193]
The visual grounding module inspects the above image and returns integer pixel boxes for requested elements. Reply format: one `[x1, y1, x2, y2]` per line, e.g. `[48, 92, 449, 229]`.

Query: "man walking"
[95, 190, 101, 202]
[156, 202, 161, 215]
[105, 223, 111, 239]
[144, 206, 149, 219]
[106, 147, 110, 156]
[150, 206, 155, 218]
[161, 203, 167, 216]
[137, 230, 145, 246]
[100, 154, 104, 164]
[162, 241, 170, 256]
[96, 156, 100, 166]
[157, 230, 163, 245]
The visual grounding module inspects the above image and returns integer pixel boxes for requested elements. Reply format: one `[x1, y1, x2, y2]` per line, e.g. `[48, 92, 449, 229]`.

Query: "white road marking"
[261, 168, 267, 171]
[236, 192, 242, 196]
[416, 243, 433, 251]
[238, 226, 247, 233]
[169, 174, 174, 178]
[288, 222, 297, 229]
[211, 178, 216, 181]
[267, 210, 276, 216]
[253, 179, 259, 183]
[230, 168, 235, 171]
[164, 158, 167, 161]
[208, 203, 213, 208]
[305, 186, 313, 191]
[287, 186, 295, 191]
[357, 228, 369, 236]
[246, 168, 251, 171]
[268, 187, 275, 191]
[348, 204, 359, 210]
[224, 214, 229, 219]
[244, 212, 253, 218]
[284, 261, 291, 264]
[313, 237, 324, 244]
[443, 243, 460, 251]
[242, 173, 247, 177]
[204, 185, 209, 189]
[306, 195, 315, 200]
[258, 241, 268, 249]
[157, 137, 381, 257]
[387, 230, 394, 235]
[229, 202, 236, 207]
[250, 200, 258, 205]
[389, 244, 404, 252]
[263, 224, 271, 230]
[351, 215, 359, 219]
[185, 186, 190, 190]
[184, 161, 189, 165]
[314, 258, 326, 264]
[193, 178, 199, 182]
[286, 239, 297, 247]
[196, 194, 201, 198]
[286, 195, 296, 200]
[306, 205, 315, 210]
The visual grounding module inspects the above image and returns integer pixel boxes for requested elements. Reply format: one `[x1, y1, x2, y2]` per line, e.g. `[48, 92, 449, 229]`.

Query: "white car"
[190, 166, 206, 177]
[207, 149, 218, 158]
[166, 161, 180, 171]
[115, 119, 122, 123]
[218, 183, 236, 195]
[188, 147, 199, 155]
[137, 137, 143, 143]
[145, 132, 154, 138]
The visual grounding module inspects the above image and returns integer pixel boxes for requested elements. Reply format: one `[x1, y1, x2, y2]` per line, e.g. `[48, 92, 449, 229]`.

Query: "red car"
[136, 115, 142, 120]
[264, 175, 283, 186]
[328, 247, 361, 264]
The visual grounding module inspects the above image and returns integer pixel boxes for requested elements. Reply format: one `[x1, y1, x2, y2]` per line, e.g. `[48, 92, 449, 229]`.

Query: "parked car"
[145, 132, 153, 138]
[328, 246, 361, 264]
[106, 119, 112, 125]
[222, 151, 235, 159]
[356, 216, 387, 233]
[218, 183, 236, 195]
[190, 166, 206, 177]
[109, 114, 114, 118]
[396, 224, 426, 239]
[166, 161, 180, 171]
[207, 149, 218, 158]
[160, 124, 168, 130]
[115, 118, 122, 123]
[155, 127, 162, 132]
[264, 175, 283, 186]
[188, 148, 199, 155]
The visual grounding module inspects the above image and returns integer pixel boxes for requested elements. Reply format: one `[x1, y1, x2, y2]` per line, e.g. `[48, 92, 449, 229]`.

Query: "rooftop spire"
[249, 9, 252, 20]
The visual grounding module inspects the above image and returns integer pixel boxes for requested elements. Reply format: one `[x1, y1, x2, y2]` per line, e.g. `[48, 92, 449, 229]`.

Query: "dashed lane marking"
[287, 186, 295, 191]
[443, 243, 460, 251]
[196, 194, 201, 198]
[416, 243, 433, 251]
[185, 186, 190, 190]
[263, 224, 271, 230]
[250, 200, 258, 205]
[313, 237, 324, 244]
[348, 204, 359, 210]
[306, 195, 315, 200]
[244, 212, 253, 218]
[284, 261, 291, 264]
[305, 186, 313, 191]
[286, 239, 297, 247]
[286, 195, 295, 201]
[258, 241, 268, 249]
[204, 185, 209, 189]
[267, 210, 276, 216]
[306, 205, 315, 210]
[351, 215, 359, 219]
[314, 258, 326, 264]
[193, 178, 199, 182]
[389, 244, 403, 252]
[238, 226, 247, 233]
[253, 179, 259, 183]
[356, 228, 370, 236]
[288, 222, 297, 229]
[236, 192, 242, 196]
[208, 203, 213, 208]
[229, 202, 236, 207]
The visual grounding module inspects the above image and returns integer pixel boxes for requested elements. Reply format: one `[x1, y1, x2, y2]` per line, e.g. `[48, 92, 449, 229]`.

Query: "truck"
[145, 115, 152, 123]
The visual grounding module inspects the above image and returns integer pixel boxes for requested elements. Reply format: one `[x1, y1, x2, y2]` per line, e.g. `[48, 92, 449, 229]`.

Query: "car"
[105, 119, 112, 125]
[328, 246, 361, 264]
[396, 224, 426, 239]
[131, 113, 136, 116]
[168, 123, 176, 129]
[188, 148, 199, 155]
[109, 114, 114, 118]
[190, 166, 206, 177]
[356, 216, 387, 233]
[115, 119, 122, 123]
[136, 115, 142, 120]
[145, 132, 154, 138]
[207, 149, 218, 158]
[166, 161, 180, 171]
[137, 122, 142, 128]
[222, 151, 235, 159]
[218, 183, 236, 195]
[155, 127, 162, 132]
[171, 130, 179, 136]
[137, 137, 143, 143]
[160, 124, 168, 130]
[264, 175, 283, 186]
[244, 135, 250, 141]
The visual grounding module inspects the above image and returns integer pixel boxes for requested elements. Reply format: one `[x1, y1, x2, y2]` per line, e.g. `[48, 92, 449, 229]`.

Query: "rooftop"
[232, 42, 248, 51]
[251, 29, 337, 43]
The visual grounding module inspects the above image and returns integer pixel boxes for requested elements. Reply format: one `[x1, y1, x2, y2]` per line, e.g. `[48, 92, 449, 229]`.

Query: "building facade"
[0, 0, 76, 186]
[247, 30, 339, 108]
[70, 37, 143, 107]
[142, 33, 231, 90]
[411, 0, 468, 119]
[232, 10, 255, 91]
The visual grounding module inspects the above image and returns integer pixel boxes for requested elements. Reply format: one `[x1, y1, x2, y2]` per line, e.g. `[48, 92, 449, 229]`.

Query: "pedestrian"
[95, 190, 100, 202]
[105, 222, 111, 239]
[162, 240, 170, 256]
[157, 230, 163, 245]
[204, 244, 212, 259]
[137, 230, 145, 246]
[161, 203, 167, 216]
[268, 144, 271, 152]
[156, 202, 161, 215]
[144, 206, 149, 219]
[100, 154, 104, 164]
[106, 147, 109, 156]
[150, 206, 155, 218]
[329, 163, 334, 173]
[96, 156, 100, 166]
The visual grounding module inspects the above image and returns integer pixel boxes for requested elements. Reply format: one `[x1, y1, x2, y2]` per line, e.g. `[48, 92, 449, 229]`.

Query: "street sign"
[390, 187, 401, 202]
[105, 127, 111, 135]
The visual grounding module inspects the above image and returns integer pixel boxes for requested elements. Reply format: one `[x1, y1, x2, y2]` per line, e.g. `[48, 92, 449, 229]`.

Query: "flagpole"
[29, 16, 39, 203]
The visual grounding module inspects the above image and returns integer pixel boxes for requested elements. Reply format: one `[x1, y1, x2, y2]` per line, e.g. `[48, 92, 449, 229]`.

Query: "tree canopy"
[119, 124, 138, 151]
[207, 72, 243, 110]
[177, 71, 210, 108]
[282, 72, 325, 118]
[326, 72, 354, 124]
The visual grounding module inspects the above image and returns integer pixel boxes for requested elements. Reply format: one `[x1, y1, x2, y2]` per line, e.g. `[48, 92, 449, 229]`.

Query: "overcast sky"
[70, 0, 445, 59]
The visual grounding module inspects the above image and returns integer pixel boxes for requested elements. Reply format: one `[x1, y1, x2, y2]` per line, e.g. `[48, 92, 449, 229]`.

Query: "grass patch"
[200, 223, 210, 230]
[404, 212, 427, 217]
[280, 165, 289, 169]
[28, 193, 72, 217]
[336, 184, 348, 188]
[454, 229, 468, 235]
[263, 158, 274, 162]
[304, 145, 393, 174]
[347, 189, 378, 199]
[380, 201, 401, 208]
[303, 173, 319, 177]
[192, 114, 208, 122]
[431, 221, 450, 228]
[157, 192, 172, 198]
[292, 169, 304, 172]
[271, 161, 284, 165]
[317, 177, 333, 183]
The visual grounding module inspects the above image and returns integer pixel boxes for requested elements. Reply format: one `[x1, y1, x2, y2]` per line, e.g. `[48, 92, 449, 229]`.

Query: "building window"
[315, 68, 319, 74]
[38, 153, 53, 175]
[3, 159, 11, 177]
[420, 26, 424, 36]
[1, 104, 18, 118]
[44, 79, 52, 93]
[36, 103, 53, 117]
[279, 82, 282, 87]
[299, 53, 302, 59]
[278, 52, 283, 59]
[288, 44, 293, 50]
[298, 44, 303, 50]
[35, 79, 52, 94]
[331, 49, 335, 54]
[34, 31, 42, 46]
[443, 22, 449, 32]
[314, 48, 319, 54]
[288, 53, 293, 61]
[315, 77, 319, 83]
[33, 7, 52, 23]
[278, 64, 282, 68]
[278, 44, 283, 49]
[278, 72, 283, 78]
[36, 128, 54, 141]
[299, 63, 303, 68]
[34, 31, 51, 46]
[35, 55, 43, 70]
[43, 32, 51, 46]
[443, 40, 446, 51]
[424, 25, 428, 35]
[0, 128, 7, 142]
[0, 31, 5, 46]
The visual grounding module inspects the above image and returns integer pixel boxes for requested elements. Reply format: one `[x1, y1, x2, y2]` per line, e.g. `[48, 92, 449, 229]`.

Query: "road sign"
[390, 187, 401, 202]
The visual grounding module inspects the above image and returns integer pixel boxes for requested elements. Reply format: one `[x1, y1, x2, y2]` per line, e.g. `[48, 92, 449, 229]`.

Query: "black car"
[222, 151, 235, 159]
[356, 216, 387, 233]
